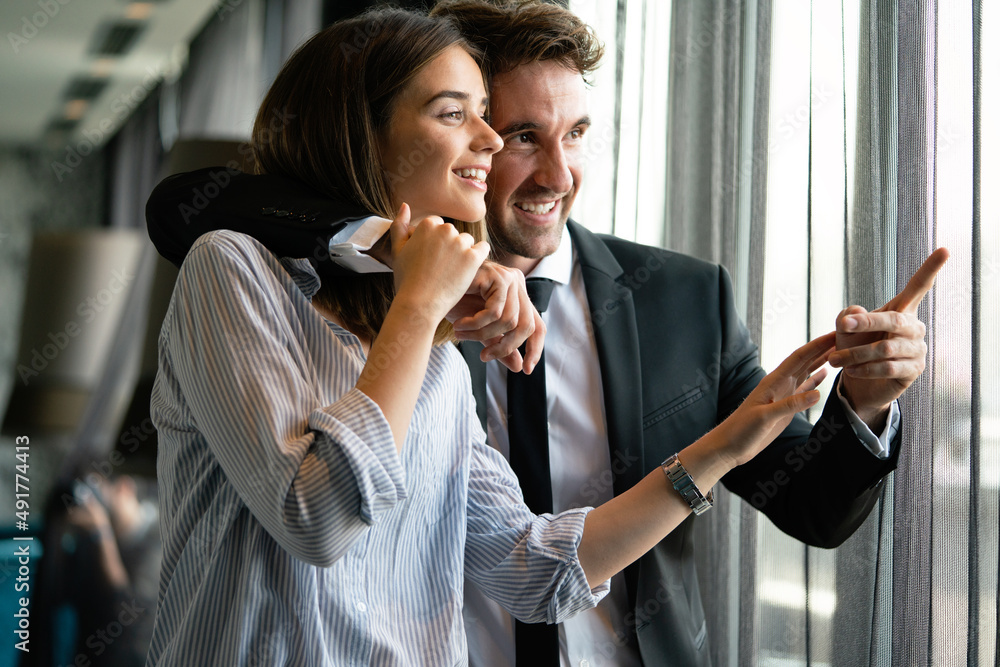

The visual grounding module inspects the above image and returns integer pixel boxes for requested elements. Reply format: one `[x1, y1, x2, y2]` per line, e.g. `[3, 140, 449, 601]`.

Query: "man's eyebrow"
[425, 91, 489, 107]
[495, 121, 541, 136]
[495, 116, 593, 136]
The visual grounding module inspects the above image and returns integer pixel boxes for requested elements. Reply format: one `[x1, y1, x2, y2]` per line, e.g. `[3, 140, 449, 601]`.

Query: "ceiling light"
[64, 99, 89, 121]
[90, 58, 116, 78]
[125, 3, 154, 21]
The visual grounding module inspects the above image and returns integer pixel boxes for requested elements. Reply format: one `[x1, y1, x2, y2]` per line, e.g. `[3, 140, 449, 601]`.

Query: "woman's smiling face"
[380, 45, 503, 223]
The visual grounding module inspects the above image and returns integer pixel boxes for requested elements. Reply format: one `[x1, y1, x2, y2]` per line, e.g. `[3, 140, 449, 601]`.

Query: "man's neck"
[494, 249, 542, 276]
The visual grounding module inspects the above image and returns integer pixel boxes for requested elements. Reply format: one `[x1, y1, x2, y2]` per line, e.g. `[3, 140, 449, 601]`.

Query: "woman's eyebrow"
[424, 91, 489, 108]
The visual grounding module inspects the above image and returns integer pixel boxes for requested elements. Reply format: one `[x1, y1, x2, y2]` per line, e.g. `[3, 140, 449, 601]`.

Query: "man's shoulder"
[568, 220, 720, 283]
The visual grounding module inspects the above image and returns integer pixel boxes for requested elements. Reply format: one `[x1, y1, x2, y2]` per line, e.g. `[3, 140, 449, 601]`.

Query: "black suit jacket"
[146, 168, 901, 667]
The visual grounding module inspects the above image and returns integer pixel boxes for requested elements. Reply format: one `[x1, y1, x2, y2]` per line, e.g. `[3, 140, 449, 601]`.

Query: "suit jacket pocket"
[643, 387, 704, 429]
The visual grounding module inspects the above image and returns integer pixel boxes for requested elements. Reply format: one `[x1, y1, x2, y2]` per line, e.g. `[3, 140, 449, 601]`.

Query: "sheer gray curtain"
[572, 0, 995, 663]
[660, 3, 775, 666]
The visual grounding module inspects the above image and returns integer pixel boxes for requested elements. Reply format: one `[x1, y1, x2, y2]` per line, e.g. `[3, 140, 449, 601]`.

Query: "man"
[145, 2, 945, 664]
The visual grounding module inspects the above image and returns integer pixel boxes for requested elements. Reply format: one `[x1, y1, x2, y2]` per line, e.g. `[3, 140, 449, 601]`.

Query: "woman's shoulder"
[182, 230, 314, 286]
[174, 229, 324, 309]
[187, 229, 275, 267]
[428, 342, 473, 387]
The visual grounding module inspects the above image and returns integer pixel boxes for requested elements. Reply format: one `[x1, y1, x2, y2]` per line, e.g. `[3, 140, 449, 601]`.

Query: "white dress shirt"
[463, 226, 899, 667]
[465, 226, 642, 667]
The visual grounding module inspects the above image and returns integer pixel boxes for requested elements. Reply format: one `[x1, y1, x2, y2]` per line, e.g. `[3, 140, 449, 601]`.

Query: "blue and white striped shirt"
[146, 231, 607, 666]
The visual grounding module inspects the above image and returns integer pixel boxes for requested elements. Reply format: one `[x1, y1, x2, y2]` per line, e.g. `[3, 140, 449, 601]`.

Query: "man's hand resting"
[374, 206, 545, 375]
[449, 262, 544, 374]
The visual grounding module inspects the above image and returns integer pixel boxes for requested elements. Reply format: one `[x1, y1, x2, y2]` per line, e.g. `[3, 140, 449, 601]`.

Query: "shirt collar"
[279, 257, 322, 299]
[524, 224, 573, 285]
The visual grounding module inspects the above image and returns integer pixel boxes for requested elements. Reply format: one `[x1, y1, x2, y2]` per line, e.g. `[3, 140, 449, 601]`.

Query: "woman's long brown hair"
[251, 9, 485, 343]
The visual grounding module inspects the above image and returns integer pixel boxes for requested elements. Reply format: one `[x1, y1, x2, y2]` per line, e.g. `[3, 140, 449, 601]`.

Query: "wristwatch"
[661, 454, 714, 515]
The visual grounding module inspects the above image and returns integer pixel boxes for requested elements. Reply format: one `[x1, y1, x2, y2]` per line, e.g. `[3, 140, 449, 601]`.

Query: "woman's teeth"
[456, 168, 487, 183]
[516, 201, 556, 215]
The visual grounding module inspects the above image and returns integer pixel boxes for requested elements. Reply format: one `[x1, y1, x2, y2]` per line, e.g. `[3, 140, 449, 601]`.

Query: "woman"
[146, 9, 831, 665]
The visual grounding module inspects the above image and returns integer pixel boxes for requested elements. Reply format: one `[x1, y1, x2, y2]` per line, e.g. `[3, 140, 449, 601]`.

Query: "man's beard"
[485, 190, 571, 262]
[486, 213, 567, 261]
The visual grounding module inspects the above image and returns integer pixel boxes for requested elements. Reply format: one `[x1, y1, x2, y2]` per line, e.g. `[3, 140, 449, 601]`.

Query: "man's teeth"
[516, 201, 557, 214]
[457, 168, 487, 182]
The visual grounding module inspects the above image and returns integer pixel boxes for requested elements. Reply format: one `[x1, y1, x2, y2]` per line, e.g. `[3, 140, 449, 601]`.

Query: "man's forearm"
[145, 167, 370, 266]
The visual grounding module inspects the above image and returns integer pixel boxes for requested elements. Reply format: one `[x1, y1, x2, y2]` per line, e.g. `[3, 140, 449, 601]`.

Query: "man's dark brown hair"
[430, 0, 604, 83]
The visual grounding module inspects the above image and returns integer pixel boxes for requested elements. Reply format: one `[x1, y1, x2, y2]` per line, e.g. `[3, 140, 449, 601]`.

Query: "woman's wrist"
[677, 428, 740, 492]
[390, 292, 449, 330]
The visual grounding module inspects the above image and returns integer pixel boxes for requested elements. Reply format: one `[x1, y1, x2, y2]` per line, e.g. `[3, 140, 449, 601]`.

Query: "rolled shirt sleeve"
[463, 435, 609, 624]
[158, 232, 406, 567]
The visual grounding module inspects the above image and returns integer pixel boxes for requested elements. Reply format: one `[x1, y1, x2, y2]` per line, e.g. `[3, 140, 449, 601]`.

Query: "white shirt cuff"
[329, 216, 375, 244]
[835, 377, 900, 460]
[328, 216, 392, 273]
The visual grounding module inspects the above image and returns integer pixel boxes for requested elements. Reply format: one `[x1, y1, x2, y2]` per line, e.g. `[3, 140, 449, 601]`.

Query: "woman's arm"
[161, 220, 485, 566]
[577, 333, 834, 587]
[463, 333, 833, 622]
[355, 205, 490, 451]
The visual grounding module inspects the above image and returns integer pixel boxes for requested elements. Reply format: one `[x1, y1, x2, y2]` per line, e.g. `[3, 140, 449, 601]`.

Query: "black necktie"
[507, 277, 559, 666]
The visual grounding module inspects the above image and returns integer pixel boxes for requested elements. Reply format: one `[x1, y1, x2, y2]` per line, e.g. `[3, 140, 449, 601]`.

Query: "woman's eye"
[441, 110, 464, 120]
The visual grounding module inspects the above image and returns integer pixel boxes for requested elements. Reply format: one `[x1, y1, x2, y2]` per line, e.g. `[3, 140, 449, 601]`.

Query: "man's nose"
[535, 146, 573, 194]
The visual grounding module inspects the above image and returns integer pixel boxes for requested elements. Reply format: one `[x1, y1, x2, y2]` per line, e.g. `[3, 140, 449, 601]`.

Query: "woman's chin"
[443, 204, 486, 223]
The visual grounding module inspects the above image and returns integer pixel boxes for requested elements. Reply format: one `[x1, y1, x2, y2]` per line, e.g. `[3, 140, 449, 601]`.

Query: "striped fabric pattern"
[145, 230, 606, 666]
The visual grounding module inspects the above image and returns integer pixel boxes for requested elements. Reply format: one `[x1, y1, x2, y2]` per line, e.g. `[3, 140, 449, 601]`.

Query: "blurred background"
[0, 0, 995, 665]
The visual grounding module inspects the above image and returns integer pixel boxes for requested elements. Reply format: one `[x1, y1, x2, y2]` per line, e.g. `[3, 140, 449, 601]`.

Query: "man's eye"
[510, 133, 533, 144]
[569, 128, 584, 140]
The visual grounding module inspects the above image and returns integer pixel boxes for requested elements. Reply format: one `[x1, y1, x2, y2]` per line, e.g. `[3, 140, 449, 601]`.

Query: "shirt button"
[356, 602, 367, 613]
[580, 660, 590, 667]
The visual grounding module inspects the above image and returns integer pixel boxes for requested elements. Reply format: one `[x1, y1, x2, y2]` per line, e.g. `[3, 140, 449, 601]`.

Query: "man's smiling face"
[484, 60, 590, 273]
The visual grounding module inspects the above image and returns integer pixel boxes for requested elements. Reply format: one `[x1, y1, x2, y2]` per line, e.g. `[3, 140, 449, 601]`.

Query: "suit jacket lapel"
[458, 341, 489, 431]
